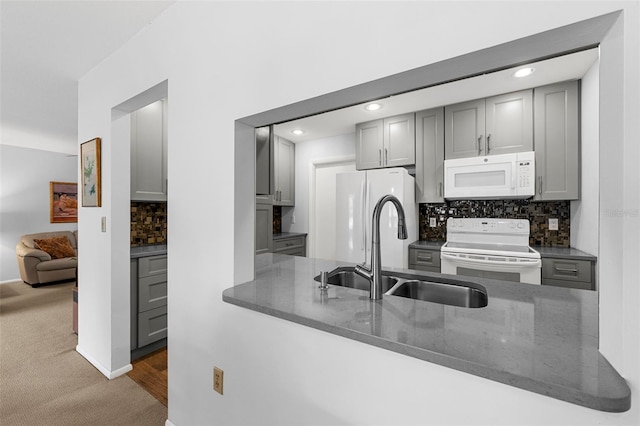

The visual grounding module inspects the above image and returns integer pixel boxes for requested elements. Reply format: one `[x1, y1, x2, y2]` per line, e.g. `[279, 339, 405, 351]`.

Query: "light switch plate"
[429, 217, 436, 227]
[549, 218, 559, 231]
[101, 217, 107, 232]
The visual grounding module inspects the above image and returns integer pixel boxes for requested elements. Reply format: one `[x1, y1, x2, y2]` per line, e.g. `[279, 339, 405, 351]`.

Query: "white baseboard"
[76, 345, 133, 379]
[165, 420, 176, 426]
[0, 279, 22, 285]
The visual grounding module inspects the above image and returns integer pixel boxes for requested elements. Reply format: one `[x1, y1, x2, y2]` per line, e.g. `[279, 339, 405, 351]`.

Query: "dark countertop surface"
[409, 241, 597, 261]
[273, 232, 307, 240]
[409, 240, 445, 249]
[130, 244, 167, 258]
[223, 254, 629, 412]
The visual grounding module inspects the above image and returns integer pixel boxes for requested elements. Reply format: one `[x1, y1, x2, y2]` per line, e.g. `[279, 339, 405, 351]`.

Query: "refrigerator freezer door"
[335, 171, 367, 264]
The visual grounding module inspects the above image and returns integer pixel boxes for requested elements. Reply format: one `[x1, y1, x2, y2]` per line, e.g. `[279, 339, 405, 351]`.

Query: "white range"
[440, 218, 541, 284]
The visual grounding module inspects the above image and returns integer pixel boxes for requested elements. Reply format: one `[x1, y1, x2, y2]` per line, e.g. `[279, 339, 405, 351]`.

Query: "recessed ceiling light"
[291, 129, 305, 136]
[513, 67, 535, 78]
[365, 103, 383, 111]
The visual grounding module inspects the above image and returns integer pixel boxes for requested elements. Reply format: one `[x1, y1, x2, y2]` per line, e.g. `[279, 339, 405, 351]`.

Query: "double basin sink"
[314, 266, 488, 308]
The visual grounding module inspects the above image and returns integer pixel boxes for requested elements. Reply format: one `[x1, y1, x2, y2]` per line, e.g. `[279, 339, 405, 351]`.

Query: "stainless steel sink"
[387, 280, 488, 308]
[314, 266, 488, 308]
[314, 267, 398, 292]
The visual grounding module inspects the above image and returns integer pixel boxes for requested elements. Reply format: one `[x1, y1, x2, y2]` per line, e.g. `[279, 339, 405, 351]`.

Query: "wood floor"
[127, 348, 168, 406]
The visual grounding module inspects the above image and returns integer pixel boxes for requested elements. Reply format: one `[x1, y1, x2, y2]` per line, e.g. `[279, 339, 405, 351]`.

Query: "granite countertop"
[223, 254, 629, 412]
[273, 232, 307, 240]
[409, 240, 445, 249]
[533, 246, 597, 261]
[409, 241, 597, 261]
[130, 244, 167, 258]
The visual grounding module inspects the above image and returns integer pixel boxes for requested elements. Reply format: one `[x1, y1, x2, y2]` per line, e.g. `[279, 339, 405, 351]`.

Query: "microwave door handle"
[511, 163, 517, 189]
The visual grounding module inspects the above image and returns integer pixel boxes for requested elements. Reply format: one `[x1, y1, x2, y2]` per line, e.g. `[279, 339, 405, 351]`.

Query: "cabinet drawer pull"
[555, 267, 578, 275]
[417, 255, 432, 262]
[286, 242, 294, 246]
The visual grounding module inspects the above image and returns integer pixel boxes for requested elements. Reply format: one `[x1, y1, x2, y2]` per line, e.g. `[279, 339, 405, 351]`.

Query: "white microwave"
[444, 151, 535, 200]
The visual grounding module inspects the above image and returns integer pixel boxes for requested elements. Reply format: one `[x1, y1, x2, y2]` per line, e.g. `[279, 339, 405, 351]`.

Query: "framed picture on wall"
[81, 137, 101, 207]
[50, 181, 78, 223]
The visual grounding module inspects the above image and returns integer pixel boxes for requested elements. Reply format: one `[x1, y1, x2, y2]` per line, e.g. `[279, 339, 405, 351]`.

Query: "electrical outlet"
[549, 218, 559, 231]
[429, 217, 437, 227]
[213, 367, 224, 395]
[292, 214, 296, 224]
[101, 216, 107, 232]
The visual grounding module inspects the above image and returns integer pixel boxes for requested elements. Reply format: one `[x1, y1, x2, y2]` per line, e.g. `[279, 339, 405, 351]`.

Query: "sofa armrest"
[16, 243, 51, 261]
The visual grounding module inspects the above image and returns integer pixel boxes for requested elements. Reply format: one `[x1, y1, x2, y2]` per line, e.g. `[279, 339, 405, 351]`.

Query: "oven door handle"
[441, 252, 541, 268]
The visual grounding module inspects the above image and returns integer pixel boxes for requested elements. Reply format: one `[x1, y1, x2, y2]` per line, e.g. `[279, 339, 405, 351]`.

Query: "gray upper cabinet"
[131, 99, 168, 201]
[356, 113, 415, 170]
[444, 99, 485, 159]
[355, 120, 384, 170]
[485, 90, 533, 156]
[274, 136, 295, 206]
[445, 90, 533, 159]
[415, 107, 445, 203]
[255, 126, 273, 196]
[534, 81, 579, 201]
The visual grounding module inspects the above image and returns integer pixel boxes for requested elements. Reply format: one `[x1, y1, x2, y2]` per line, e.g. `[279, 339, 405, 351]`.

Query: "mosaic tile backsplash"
[419, 200, 571, 247]
[273, 206, 282, 235]
[131, 202, 167, 246]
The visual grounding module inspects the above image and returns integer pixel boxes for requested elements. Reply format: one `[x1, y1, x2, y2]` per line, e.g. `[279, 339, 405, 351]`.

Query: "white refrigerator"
[335, 167, 417, 268]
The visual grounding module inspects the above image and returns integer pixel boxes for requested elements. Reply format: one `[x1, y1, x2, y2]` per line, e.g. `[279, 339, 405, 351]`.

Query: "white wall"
[285, 132, 356, 234]
[77, 2, 639, 425]
[571, 58, 600, 257]
[0, 145, 77, 282]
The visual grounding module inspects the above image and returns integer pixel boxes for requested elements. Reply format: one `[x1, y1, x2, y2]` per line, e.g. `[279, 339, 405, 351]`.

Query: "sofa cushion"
[22, 231, 77, 250]
[33, 236, 76, 259]
[35, 258, 77, 271]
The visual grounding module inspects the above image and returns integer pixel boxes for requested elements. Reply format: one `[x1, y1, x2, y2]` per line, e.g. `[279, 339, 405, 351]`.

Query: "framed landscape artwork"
[50, 181, 78, 223]
[81, 137, 101, 207]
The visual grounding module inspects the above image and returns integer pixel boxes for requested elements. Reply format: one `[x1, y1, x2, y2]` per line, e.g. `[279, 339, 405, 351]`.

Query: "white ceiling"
[0, 0, 176, 155]
[275, 48, 599, 142]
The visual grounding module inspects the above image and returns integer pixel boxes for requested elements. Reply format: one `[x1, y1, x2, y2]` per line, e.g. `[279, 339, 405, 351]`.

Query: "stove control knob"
[517, 222, 525, 229]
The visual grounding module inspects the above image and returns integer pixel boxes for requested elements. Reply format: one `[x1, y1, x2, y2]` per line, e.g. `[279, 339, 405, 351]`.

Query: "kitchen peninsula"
[223, 253, 630, 412]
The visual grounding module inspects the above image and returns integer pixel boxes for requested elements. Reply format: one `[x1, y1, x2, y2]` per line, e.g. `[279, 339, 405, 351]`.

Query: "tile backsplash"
[419, 200, 571, 247]
[131, 202, 167, 246]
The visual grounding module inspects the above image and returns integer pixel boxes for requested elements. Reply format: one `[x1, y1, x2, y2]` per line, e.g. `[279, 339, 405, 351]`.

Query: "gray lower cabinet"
[415, 107, 445, 203]
[131, 254, 168, 355]
[273, 235, 306, 257]
[256, 195, 273, 255]
[534, 81, 580, 200]
[408, 247, 441, 273]
[541, 257, 595, 290]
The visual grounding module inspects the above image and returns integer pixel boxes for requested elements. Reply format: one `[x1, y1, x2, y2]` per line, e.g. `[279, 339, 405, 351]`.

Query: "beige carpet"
[0, 280, 167, 425]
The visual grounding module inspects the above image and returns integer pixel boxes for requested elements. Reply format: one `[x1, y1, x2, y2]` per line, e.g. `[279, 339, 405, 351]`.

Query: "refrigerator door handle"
[360, 180, 366, 251]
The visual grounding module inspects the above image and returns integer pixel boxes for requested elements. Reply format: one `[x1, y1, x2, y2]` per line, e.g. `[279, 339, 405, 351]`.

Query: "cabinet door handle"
[487, 134, 491, 154]
[378, 149, 382, 166]
[538, 176, 543, 195]
[417, 254, 432, 262]
[477, 135, 483, 155]
[385, 148, 388, 165]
